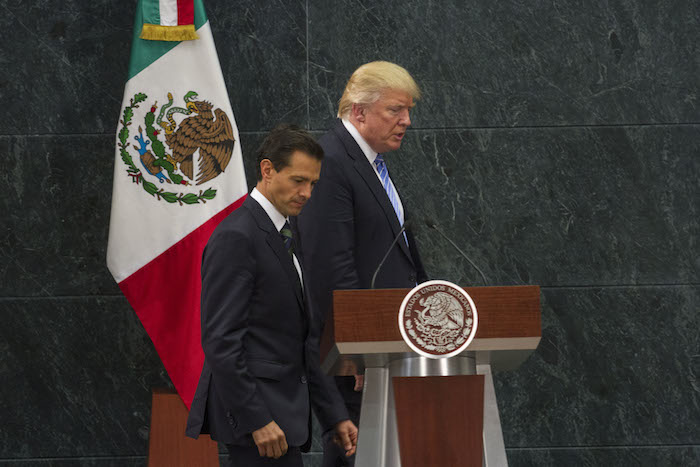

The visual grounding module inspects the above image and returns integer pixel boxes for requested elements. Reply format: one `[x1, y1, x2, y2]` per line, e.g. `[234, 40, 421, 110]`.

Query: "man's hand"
[252, 421, 288, 459]
[354, 374, 364, 392]
[333, 419, 358, 457]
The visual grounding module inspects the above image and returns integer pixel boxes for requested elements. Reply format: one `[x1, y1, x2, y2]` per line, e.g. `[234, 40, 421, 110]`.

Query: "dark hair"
[255, 124, 324, 181]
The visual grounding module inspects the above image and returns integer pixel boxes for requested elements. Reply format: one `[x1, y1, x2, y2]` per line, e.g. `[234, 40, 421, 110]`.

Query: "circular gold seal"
[398, 280, 478, 359]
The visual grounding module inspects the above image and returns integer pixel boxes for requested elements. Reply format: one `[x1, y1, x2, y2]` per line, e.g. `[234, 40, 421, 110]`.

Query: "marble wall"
[1, 0, 698, 465]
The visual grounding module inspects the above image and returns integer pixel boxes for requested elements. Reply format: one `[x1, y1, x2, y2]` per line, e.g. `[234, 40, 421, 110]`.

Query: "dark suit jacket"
[186, 195, 348, 448]
[297, 119, 428, 328]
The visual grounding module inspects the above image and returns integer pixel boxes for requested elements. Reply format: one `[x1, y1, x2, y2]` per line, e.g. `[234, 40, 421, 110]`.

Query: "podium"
[320, 285, 541, 467]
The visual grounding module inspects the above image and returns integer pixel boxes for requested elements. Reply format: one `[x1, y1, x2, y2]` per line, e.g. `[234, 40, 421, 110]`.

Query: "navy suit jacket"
[186, 195, 348, 448]
[297, 119, 428, 327]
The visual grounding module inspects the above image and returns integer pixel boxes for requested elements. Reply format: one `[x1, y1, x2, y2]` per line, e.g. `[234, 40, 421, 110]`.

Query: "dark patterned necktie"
[280, 221, 294, 257]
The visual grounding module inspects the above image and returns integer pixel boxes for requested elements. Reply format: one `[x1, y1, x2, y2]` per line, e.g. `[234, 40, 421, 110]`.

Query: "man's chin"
[288, 204, 304, 216]
[386, 142, 402, 152]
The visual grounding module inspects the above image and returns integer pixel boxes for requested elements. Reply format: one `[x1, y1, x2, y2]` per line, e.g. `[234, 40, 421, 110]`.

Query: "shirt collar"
[250, 187, 288, 232]
[342, 118, 379, 166]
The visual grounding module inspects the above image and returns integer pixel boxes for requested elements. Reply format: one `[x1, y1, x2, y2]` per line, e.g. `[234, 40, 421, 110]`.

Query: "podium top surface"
[322, 285, 541, 372]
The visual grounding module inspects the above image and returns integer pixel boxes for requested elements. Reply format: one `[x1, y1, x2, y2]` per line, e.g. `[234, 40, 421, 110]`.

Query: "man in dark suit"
[297, 61, 428, 467]
[186, 124, 357, 466]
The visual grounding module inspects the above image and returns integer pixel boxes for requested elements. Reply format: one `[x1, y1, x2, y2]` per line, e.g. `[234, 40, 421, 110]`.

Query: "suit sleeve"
[305, 305, 350, 432]
[200, 226, 273, 435]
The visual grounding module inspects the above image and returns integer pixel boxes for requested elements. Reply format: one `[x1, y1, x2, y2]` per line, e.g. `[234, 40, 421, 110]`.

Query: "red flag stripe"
[177, 0, 195, 25]
[118, 195, 246, 408]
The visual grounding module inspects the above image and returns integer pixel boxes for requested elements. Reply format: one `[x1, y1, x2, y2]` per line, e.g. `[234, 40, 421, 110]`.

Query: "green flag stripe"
[141, 0, 160, 25]
[127, 0, 208, 81]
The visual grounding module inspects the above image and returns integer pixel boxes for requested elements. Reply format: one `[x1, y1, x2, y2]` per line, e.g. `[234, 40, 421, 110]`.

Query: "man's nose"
[301, 182, 313, 199]
[399, 109, 411, 126]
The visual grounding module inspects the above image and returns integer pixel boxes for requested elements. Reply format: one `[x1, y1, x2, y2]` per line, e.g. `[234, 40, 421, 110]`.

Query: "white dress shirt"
[342, 119, 405, 223]
[250, 188, 303, 286]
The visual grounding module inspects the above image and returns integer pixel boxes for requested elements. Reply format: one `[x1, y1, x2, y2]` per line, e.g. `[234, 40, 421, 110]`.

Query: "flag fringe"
[140, 23, 199, 42]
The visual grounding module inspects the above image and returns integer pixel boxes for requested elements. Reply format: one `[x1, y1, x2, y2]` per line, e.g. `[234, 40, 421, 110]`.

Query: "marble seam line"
[507, 444, 700, 451]
[0, 282, 698, 302]
[4, 121, 700, 139]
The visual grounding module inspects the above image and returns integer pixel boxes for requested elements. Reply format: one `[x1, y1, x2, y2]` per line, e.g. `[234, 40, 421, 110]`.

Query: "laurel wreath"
[117, 92, 217, 205]
[405, 318, 472, 352]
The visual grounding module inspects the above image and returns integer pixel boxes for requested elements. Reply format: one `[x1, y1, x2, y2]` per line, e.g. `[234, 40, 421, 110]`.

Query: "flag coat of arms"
[107, 0, 247, 408]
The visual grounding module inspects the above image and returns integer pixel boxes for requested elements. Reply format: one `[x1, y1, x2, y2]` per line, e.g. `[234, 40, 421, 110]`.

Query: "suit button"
[409, 273, 417, 283]
[301, 375, 307, 384]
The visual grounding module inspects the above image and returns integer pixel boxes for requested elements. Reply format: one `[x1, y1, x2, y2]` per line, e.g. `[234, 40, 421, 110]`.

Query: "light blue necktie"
[374, 154, 404, 225]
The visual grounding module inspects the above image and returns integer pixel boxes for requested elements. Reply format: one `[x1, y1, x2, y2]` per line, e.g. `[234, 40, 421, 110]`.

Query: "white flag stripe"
[107, 21, 247, 283]
[159, 0, 179, 26]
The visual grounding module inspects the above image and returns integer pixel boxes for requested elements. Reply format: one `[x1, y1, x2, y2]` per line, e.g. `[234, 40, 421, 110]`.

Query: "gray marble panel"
[389, 126, 699, 286]
[0, 296, 170, 458]
[207, 0, 308, 132]
[0, 0, 307, 136]
[507, 446, 700, 467]
[309, 413, 324, 454]
[0, 0, 134, 135]
[0, 135, 117, 297]
[495, 285, 700, 447]
[307, 0, 700, 129]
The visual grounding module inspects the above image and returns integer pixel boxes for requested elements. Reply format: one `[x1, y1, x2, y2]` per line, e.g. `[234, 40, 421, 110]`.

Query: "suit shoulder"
[318, 129, 347, 158]
[202, 206, 257, 274]
[208, 206, 256, 244]
[318, 127, 340, 146]
[319, 134, 353, 173]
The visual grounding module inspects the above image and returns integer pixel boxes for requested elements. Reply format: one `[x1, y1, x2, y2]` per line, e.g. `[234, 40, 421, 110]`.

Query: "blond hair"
[337, 61, 421, 118]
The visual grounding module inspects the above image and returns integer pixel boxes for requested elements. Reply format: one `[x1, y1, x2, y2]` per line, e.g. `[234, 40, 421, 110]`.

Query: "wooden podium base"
[147, 388, 219, 467]
[356, 356, 497, 466]
[393, 376, 485, 467]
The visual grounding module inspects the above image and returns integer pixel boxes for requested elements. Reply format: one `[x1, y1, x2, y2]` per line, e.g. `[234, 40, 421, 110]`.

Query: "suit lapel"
[245, 197, 304, 309]
[265, 232, 304, 309]
[333, 121, 414, 264]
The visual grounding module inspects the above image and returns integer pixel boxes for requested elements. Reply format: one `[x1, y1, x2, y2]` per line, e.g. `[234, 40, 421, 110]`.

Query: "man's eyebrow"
[388, 101, 414, 108]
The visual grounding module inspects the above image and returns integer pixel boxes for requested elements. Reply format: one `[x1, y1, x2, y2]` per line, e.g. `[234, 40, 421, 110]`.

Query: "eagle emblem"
[417, 292, 465, 330]
[117, 91, 236, 204]
[398, 281, 478, 359]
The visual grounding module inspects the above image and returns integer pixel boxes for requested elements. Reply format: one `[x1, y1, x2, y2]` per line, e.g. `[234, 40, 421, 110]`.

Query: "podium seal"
[398, 280, 478, 359]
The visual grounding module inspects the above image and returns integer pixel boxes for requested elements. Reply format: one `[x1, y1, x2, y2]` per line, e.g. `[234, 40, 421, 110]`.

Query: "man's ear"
[351, 103, 366, 123]
[260, 159, 274, 181]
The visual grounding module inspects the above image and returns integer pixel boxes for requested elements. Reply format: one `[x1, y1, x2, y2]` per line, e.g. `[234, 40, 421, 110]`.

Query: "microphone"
[370, 221, 410, 289]
[425, 218, 488, 285]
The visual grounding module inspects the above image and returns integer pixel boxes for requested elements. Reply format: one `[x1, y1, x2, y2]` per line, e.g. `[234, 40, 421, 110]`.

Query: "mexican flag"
[107, 0, 247, 408]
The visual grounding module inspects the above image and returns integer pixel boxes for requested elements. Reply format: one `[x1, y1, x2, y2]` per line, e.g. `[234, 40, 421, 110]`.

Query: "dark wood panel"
[147, 388, 219, 467]
[393, 376, 485, 467]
